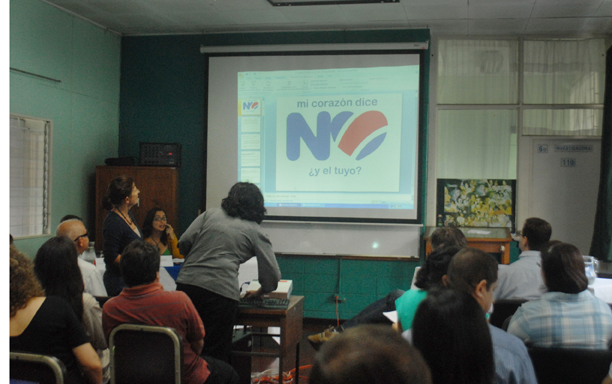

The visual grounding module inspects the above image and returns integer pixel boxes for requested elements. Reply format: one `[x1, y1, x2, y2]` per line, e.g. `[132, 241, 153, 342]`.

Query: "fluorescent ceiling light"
[268, 0, 399, 6]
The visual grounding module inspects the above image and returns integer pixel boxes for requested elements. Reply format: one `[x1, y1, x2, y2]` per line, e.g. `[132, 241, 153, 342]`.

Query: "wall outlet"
[331, 294, 346, 303]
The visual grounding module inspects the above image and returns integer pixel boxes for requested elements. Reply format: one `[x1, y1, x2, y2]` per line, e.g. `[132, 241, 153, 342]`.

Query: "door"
[527, 139, 601, 254]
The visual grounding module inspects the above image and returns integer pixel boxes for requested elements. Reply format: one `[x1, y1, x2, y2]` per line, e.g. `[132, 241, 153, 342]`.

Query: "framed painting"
[436, 179, 516, 232]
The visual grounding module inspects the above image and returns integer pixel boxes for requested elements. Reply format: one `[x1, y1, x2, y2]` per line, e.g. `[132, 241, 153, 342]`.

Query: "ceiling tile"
[338, 3, 407, 22]
[403, 4, 468, 20]
[468, 18, 529, 34]
[413, 19, 469, 35]
[208, 0, 272, 11]
[470, 4, 534, 19]
[596, 1, 612, 16]
[531, 3, 602, 17]
[279, 5, 348, 22]
[525, 17, 586, 33]
[223, 9, 292, 24]
[583, 17, 612, 32]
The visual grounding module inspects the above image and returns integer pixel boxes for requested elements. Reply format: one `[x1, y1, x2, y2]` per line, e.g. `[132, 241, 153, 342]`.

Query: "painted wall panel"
[10, 0, 121, 258]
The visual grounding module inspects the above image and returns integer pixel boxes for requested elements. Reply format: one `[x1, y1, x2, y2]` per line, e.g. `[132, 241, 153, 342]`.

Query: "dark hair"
[10, 245, 45, 317]
[310, 324, 432, 384]
[412, 288, 495, 384]
[221, 182, 266, 224]
[142, 207, 168, 245]
[102, 175, 134, 210]
[522, 218, 552, 252]
[60, 214, 82, 223]
[415, 246, 462, 290]
[541, 242, 588, 294]
[34, 237, 84, 321]
[430, 227, 468, 250]
[447, 247, 498, 293]
[120, 240, 160, 287]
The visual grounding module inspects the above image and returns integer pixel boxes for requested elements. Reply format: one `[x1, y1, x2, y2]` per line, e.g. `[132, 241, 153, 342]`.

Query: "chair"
[489, 299, 526, 329]
[10, 352, 67, 384]
[93, 296, 110, 308]
[528, 346, 612, 384]
[109, 324, 183, 384]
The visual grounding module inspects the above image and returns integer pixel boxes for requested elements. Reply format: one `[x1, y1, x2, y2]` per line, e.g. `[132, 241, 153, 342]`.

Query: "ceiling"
[43, 0, 612, 37]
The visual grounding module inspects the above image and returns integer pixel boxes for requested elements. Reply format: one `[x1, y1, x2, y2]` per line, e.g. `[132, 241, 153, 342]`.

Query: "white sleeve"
[80, 259, 108, 297]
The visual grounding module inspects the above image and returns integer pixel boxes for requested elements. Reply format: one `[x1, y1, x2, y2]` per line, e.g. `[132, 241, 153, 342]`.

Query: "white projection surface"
[206, 51, 423, 223]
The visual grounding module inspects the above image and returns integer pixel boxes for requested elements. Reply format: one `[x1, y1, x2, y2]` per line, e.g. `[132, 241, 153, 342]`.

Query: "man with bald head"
[57, 217, 107, 296]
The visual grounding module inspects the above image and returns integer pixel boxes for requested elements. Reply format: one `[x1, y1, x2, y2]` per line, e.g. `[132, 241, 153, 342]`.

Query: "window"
[435, 38, 605, 182]
[10, 116, 51, 237]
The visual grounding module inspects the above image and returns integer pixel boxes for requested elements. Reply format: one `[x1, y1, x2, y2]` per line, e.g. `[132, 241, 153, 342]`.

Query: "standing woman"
[102, 175, 142, 296]
[176, 182, 281, 362]
[142, 207, 183, 258]
[34, 237, 110, 383]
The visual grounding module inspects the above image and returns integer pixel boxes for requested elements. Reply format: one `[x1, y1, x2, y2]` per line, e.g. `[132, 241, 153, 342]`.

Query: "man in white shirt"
[57, 217, 108, 297]
[493, 218, 551, 301]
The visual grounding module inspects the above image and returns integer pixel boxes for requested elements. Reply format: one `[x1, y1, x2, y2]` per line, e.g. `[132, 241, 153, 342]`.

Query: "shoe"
[307, 326, 341, 351]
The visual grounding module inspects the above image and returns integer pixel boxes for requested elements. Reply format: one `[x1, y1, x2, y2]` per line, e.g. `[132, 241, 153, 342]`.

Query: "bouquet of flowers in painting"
[436, 179, 515, 230]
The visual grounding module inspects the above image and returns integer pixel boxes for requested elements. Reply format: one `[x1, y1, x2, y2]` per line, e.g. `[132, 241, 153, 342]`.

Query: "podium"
[231, 296, 304, 384]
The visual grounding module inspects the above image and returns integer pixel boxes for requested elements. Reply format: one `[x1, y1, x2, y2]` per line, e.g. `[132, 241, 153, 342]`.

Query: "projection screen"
[206, 49, 424, 223]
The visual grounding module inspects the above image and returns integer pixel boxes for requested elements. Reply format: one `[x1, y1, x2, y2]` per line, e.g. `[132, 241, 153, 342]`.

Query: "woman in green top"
[142, 207, 183, 258]
[395, 246, 461, 331]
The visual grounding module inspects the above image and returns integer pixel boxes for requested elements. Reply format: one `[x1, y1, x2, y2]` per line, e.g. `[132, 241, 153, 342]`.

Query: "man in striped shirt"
[102, 240, 238, 384]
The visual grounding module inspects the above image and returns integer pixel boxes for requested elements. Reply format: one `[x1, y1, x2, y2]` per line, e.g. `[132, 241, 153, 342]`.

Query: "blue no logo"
[286, 111, 389, 161]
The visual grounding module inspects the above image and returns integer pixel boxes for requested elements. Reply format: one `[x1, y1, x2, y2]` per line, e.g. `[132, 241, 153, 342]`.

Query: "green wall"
[119, 30, 430, 318]
[10, 0, 121, 258]
[120, 30, 431, 234]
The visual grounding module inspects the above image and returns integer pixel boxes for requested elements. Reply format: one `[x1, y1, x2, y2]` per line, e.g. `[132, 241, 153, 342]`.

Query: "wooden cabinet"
[95, 166, 179, 253]
[424, 226, 512, 264]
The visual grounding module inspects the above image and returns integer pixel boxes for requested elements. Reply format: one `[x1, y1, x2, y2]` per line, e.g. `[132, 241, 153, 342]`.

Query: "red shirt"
[102, 282, 209, 384]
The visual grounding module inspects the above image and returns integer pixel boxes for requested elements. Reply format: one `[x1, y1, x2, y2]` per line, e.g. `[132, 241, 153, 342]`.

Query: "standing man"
[57, 218, 108, 297]
[494, 218, 552, 300]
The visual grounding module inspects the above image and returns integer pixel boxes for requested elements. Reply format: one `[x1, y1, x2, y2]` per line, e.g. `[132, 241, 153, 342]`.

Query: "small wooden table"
[424, 227, 513, 264]
[232, 296, 304, 383]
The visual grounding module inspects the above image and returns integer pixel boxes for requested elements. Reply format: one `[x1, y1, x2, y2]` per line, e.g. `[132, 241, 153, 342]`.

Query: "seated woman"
[412, 288, 495, 384]
[142, 207, 183, 258]
[395, 245, 461, 332]
[10, 245, 102, 384]
[34, 237, 110, 383]
[508, 242, 612, 349]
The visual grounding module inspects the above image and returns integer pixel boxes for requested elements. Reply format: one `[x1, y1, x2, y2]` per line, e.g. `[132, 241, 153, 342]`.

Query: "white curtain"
[437, 110, 517, 180]
[438, 39, 519, 104]
[523, 39, 606, 105]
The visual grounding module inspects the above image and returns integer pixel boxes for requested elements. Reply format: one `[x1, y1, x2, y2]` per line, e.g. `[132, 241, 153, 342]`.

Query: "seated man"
[308, 226, 467, 349]
[57, 217, 108, 296]
[446, 247, 537, 384]
[494, 218, 551, 300]
[508, 242, 612, 349]
[309, 324, 432, 384]
[102, 240, 238, 384]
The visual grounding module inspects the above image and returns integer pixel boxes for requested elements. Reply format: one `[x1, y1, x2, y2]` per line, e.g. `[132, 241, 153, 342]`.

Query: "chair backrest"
[489, 299, 527, 329]
[109, 324, 183, 384]
[528, 346, 612, 384]
[10, 352, 67, 384]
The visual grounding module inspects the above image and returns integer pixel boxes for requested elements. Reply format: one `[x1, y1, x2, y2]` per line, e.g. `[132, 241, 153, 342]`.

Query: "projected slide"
[236, 65, 419, 213]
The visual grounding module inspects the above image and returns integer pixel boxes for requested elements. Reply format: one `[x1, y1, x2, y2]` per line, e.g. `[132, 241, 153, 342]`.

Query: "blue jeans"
[342, 289, 405, 329]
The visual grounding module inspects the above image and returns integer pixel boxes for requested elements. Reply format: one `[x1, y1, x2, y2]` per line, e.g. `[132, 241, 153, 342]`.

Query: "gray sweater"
[176, 208, 281, 301]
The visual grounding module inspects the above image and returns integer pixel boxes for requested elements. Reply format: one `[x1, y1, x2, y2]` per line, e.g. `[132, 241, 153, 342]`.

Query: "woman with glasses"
[142, 207, 183, 258]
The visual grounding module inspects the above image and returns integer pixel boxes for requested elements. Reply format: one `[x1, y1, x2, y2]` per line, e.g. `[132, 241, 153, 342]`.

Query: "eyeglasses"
[73, 232, 88, 242]
[153, 216, 167, 222]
